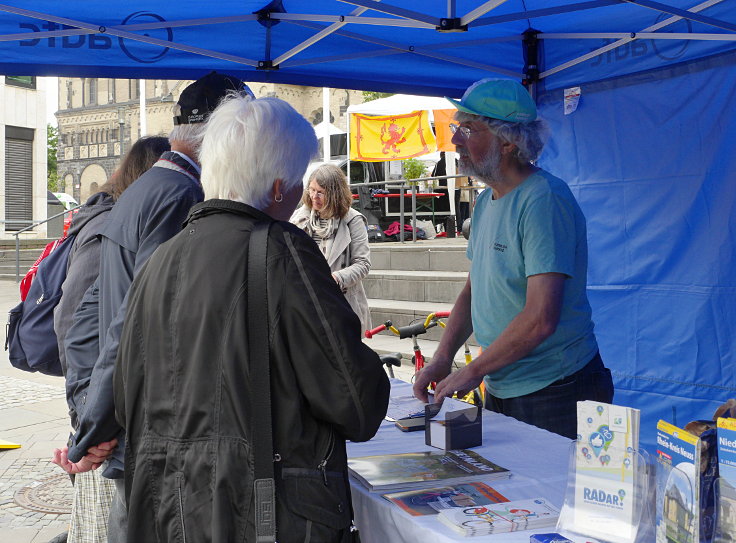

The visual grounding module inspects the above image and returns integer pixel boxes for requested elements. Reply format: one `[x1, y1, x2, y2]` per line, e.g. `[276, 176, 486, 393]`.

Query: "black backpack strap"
[248, 220, 276, 543]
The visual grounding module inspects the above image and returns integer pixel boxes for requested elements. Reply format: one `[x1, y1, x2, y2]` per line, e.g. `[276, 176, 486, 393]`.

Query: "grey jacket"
[54, 192, 114, 377]
[291, 206, 372, 332]
[54, 192, 114, 428]
[66, 151, 203, 478]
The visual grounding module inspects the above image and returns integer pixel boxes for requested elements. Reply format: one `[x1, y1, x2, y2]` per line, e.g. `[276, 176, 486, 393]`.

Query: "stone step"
[367, 298, 477, 346]
[370, 240, 469, 272]
[364, 269, 466, 304]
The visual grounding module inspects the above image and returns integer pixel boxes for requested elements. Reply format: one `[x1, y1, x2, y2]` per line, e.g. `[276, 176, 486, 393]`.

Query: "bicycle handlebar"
[397, 321, 428, 340]
[365, 323, 387, 338]
[365, 311, 451, 339]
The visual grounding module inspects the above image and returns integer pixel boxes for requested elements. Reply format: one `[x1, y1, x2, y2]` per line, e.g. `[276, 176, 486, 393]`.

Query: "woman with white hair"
[291, 163, 372, 332]
[113, 95, 389, 543]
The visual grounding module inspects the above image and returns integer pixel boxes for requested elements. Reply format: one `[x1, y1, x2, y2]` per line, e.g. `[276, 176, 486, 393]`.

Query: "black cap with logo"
[173, 71, 254, 126]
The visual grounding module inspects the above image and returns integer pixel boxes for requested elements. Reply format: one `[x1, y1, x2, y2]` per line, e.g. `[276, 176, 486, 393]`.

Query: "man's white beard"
[458, 143, 504, 186]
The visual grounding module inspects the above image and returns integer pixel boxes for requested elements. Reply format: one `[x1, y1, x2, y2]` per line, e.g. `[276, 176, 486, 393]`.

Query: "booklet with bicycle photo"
[436, 497, 559, 536]
[655, 420, 701, 543]
[348, 449, 510, 492]
[573, 400, 640, 543]
[716, 417, 736, 540]
[382, 481, 509, 516]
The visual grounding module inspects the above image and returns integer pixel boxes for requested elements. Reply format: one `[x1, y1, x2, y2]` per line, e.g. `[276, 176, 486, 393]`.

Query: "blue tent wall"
[537, 51, 736, 452]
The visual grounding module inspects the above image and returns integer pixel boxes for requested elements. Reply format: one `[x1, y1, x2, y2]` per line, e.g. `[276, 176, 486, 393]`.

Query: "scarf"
[306, 209, 338, 240]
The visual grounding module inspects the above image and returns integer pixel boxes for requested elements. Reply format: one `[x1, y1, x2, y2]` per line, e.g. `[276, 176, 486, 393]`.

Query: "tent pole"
[346, 114, 351, 183]
[139, 79, 147, 137]
[323, 87, 331, 162]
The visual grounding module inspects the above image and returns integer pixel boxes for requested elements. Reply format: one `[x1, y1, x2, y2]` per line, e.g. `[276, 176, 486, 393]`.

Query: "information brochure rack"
[557, 441, 654, 543]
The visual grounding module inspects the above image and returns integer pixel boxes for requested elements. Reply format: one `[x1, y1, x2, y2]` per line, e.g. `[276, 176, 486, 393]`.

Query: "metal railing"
[11, 205, 81, 282]
[350, 174, 474, 242]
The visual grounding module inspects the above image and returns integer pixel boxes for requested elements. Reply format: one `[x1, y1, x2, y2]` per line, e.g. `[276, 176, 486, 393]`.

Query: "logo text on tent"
[17, 12, 173, 64]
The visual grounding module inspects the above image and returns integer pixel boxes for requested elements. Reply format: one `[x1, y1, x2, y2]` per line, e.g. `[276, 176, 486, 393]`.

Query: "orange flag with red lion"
[350, 110, 436, 162]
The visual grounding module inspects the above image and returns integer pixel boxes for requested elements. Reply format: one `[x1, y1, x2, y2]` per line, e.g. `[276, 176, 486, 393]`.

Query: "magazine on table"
[573, 400, 640, 543]
[655, 420, 701, 543]
[436, 497, 559, 536]
[348, 449, 510, 492]
[385, 393, 431, 422]
[382, 481, 509, 516]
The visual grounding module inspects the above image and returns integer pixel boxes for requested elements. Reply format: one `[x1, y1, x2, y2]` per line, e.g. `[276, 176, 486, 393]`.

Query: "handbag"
[248, 221, 277, 543]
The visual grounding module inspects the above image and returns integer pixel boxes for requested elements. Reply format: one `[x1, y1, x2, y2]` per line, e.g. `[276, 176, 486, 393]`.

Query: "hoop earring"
[274, 193, 283, 203]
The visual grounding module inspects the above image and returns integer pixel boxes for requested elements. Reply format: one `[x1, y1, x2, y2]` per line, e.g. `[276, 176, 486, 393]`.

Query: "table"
[347, 379, 574, 542]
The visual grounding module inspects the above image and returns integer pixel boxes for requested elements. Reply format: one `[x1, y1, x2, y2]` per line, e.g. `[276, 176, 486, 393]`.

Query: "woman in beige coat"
[291, 164, 372, 333]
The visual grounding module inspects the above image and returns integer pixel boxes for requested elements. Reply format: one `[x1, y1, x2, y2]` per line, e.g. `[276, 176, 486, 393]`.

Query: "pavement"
[0, 278, 419, 543]
[0, 280, 72, 543]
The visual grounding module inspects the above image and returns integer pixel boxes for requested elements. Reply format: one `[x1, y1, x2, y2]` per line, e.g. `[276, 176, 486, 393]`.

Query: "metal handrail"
[12, 205, 82, 282]
[350, 174, 472, 242]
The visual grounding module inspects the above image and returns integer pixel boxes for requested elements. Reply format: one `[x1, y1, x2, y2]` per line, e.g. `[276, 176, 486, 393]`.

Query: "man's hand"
[413, 359, 452, 402]
[52, 438, 118, 475]
[432, 364, 484, 403]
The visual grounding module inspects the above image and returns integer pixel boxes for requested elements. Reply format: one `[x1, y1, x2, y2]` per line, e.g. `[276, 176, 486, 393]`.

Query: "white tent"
[347, 94, 452, 116]
[313, 121, 344, 140]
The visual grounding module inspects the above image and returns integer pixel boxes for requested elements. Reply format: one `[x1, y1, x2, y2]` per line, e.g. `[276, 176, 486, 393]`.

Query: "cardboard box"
[425, 397, 482, 450]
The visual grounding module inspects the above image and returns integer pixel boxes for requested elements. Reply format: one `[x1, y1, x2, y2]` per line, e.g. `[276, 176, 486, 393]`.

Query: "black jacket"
[114, 200, 389, 543]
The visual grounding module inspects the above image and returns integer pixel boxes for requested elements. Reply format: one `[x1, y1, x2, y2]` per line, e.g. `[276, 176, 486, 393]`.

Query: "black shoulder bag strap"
[248, 221, 277, 543]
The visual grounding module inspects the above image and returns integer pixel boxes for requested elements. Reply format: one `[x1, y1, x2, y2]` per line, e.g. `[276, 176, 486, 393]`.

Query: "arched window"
[88, 78, 98, 106]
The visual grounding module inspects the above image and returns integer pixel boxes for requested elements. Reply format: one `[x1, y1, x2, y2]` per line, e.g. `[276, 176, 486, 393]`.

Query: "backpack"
[5, 234, 76, 376]
[19, 237, 65, 301]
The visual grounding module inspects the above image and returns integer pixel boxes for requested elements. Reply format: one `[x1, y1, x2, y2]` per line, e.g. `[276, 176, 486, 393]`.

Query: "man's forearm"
[465, 307, 555, 380]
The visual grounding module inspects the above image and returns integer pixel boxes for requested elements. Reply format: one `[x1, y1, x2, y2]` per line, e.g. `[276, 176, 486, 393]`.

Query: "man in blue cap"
[52, 72, 254, 542]
[414, 78, 613, 439]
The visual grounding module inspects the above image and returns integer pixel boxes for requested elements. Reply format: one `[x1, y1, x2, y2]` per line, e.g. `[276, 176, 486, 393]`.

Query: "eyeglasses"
[449, 123, 474, 140]
[308, 187, 325, 199]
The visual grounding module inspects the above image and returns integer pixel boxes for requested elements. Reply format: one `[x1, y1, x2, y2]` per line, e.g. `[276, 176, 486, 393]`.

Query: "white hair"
[168, 123, 207, 155]
[200, 96, 318, 209]
[455, 111, 549, 163]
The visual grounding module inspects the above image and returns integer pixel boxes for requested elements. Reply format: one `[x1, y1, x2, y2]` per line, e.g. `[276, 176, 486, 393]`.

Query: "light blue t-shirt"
[467, 169, 598, 399]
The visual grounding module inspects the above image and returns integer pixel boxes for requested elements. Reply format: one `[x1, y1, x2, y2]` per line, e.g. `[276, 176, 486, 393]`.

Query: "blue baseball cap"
[446, 78, 537, 123]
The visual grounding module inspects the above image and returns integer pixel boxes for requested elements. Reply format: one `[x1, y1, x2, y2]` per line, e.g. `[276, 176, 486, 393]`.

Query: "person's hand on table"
[52, 438, 118, 475]
[432, 364, 484, 404]
[413, 359, 452, 402]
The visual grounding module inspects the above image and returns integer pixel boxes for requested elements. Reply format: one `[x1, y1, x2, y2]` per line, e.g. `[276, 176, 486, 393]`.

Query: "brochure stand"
[557, 441, 654, 543]
[713, 477, 736, 542]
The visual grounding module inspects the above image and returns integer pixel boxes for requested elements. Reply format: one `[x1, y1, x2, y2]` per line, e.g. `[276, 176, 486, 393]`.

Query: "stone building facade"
[56, 78, 363, 203]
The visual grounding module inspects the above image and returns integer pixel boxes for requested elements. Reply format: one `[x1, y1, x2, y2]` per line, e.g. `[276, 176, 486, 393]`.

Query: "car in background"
[47, 191, 79, 237]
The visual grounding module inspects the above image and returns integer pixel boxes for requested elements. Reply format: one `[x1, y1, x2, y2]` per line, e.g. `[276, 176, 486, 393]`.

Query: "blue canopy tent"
[0, 0, 734, 451]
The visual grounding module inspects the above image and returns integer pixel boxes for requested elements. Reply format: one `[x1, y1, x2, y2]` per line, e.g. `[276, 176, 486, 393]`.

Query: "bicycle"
[365, 311, 483, 405]
[365, 311, 451, 374]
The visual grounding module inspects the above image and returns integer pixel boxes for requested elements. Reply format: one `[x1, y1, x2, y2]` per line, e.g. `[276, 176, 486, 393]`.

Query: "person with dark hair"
[53, 135, 169, 543]
[291, 163, 372, 332]
[52, 72, 253, 543]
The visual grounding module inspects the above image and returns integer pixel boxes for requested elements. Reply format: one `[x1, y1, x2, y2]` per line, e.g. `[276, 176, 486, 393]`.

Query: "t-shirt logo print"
[493, 242, 507, 253]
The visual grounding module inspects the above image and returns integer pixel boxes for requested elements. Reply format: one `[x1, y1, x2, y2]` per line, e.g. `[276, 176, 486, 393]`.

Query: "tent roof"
[313, 121, 344, 138]
[0, 1, 734, 94]
[347, 93, 451, 114]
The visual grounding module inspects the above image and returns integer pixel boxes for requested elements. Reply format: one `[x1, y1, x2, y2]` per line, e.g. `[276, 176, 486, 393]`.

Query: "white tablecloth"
[346, 379, 574, 542]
